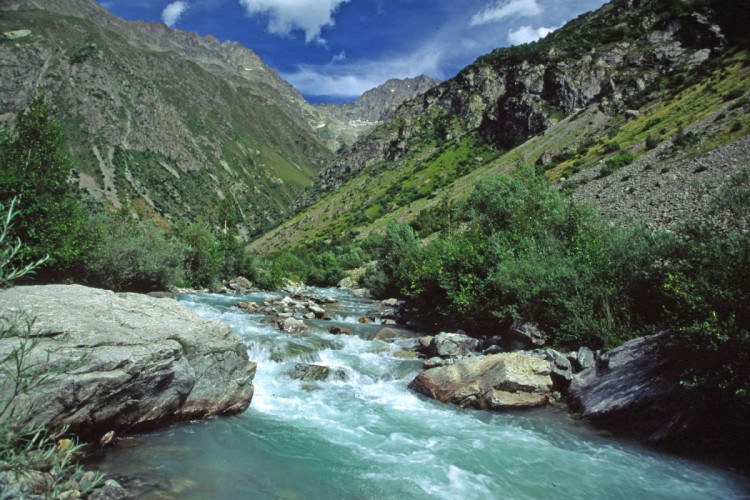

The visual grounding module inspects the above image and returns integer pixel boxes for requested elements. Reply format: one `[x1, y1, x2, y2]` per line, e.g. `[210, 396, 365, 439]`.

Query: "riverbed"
[90, 289, 750, 499]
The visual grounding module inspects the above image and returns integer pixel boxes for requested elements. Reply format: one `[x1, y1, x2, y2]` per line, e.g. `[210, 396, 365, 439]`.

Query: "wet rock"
[90, 479, 128, 500]
[148, 291, 175, 299]
[381, 298, 401, 307]
[234, 301, 259, 313]
[308, 305, 326, 318]
[373, 327, 398, 340]
[423, 357, 454, 369]
[358, 316, 373, 324]
[409, 352, 553, 410]
[287, 363, 330, 381]
[329, 326, 353, 335]
[278, 317, 308, 334]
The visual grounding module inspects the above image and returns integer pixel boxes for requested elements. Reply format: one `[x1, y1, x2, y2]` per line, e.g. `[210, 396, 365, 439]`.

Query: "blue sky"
[96, 0, 608, 103]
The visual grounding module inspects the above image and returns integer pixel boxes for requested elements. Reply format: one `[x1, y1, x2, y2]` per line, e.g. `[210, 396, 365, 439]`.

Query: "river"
[90, 289, 750, 499]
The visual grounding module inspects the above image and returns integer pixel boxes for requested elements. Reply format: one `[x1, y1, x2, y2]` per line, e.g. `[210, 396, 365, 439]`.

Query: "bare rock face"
[567, 333, 750, 467]
[0, 284, 256, 438]
[409, 352, 553, 410]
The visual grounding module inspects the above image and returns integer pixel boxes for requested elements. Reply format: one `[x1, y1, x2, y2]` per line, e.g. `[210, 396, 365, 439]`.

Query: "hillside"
[251, 0, 750, 252]
[0, 0, 335, 236]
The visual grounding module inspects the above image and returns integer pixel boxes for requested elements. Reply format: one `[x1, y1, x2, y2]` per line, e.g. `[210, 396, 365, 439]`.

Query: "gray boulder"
[409, 352, 553, 410]
[287, 363, 331, 381]
[576, 346, 595, 371]
[0, 284, 256, 439]
[567, 332, 750, 463]
[507, 320, 548, 349]
[539, 348, 573, 390]
[427, 332, 481, 358]
[278, 317, 308, 334]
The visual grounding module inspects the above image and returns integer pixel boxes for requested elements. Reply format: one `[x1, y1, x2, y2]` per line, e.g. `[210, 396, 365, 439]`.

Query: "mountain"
[251, 0, 750, 252]
[0, 0, 335, 236]
[315, 76, 440, 149]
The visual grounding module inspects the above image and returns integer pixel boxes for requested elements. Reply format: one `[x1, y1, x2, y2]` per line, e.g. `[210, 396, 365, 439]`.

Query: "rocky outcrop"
[308, 0, 727, 195]
[567, 332, 750, 466]
[0, 284, 256, 438]
[409, 352, 553, 410]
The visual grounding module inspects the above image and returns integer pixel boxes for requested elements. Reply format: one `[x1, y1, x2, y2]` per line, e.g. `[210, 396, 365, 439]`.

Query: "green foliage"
[0, 98, 93, 277]
[176, 222, 223, 289]
[600, 152, 635, 177]
[86, 210, 187, 292]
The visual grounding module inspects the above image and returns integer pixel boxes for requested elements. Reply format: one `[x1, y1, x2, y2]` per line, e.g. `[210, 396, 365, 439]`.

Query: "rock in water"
[426, 332, 481, 358]
[0, 284, 256, 438]
[409, 352, 553, 410]
[567, 333, 750, 465]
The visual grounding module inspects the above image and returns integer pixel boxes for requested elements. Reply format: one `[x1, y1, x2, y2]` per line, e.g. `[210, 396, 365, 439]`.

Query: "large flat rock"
[0, 285, 256, 438]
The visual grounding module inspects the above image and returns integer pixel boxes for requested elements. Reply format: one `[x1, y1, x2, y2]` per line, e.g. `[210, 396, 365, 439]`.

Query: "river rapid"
[90, 289, 750, 499]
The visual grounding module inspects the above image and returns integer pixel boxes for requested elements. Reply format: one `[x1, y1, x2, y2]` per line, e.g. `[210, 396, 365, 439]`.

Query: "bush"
[86, 210, 187, 292]
[176, 222, 223, 289]
[600, 152, 635, 177]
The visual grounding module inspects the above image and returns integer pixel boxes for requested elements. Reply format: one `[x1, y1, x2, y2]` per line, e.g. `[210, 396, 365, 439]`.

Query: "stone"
[357, 316, 373, 324]
[540, 348, 573, 391]
[278, 317, 308, 334]
[148, 291, 175, 299]
[308, 305, 326, 318]
[228, 276, 253, 292]
[303, 312, 316, 320]
[287, 363, 330, 381]
[507, 320, 548, 349]
[234, 301, 259, 313]
[423, 357, 453, 369]
[373, 327, 398, 340]
[429, 332, 480, 358]
[566, 332, 750, 462]
[409, 352, 553, 410]
[329, 326, 353, 335]
[0, 285, 256, 438]
[381, 298, 400, 307]
[577, 346, 595, 371]
[90, 479, 127, 500]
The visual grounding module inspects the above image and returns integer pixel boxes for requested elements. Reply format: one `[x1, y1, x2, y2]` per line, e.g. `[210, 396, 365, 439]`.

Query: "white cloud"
[239, 0, 350, 43]
[162, 1, 189, 27]
[470, 0, 541, 27]
[507, 25, 555, 45]
[331, 51, 346, 63]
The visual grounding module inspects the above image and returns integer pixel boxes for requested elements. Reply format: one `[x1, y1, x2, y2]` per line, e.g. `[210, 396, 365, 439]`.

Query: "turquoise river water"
[90, 289, 750, 499]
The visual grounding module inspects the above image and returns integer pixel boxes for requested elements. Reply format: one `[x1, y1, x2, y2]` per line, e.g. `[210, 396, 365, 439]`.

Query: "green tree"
[176, 222, 222, 288]
[0, 98, 91, 276]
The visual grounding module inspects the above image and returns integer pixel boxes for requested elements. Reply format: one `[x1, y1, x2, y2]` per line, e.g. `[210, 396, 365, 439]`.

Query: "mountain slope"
[251, 0, 750, 252]
[0, 0, 332, 235]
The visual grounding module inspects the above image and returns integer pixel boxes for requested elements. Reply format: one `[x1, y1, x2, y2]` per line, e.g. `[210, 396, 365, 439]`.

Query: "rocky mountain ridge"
[252, 0, 750, 252]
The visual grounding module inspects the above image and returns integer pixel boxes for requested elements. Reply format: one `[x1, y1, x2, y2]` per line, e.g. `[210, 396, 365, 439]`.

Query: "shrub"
[600, 152, 635, 177]
[86, 210, 187, 292]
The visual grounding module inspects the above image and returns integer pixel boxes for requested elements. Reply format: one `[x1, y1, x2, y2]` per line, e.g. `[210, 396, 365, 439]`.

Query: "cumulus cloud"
[162, 1, 189, 27]
[331, 51, 346, 63]
[507, 25, 555, 45]
[470, 0, 541, 27]
[239, 0, 350, 43]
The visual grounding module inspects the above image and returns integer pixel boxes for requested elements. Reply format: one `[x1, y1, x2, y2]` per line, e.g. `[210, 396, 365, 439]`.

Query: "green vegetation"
[352, 166, 750, 413]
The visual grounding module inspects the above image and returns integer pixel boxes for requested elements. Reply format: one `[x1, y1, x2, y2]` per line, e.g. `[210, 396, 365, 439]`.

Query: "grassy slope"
[251, 48, 750, 253]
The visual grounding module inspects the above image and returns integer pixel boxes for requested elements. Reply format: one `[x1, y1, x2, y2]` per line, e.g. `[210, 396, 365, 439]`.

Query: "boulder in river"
[567, 333, 750, 467]
[409, 352, 553, 410]
[0, 284, 256, 438]
[278, 317, 308, 334]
